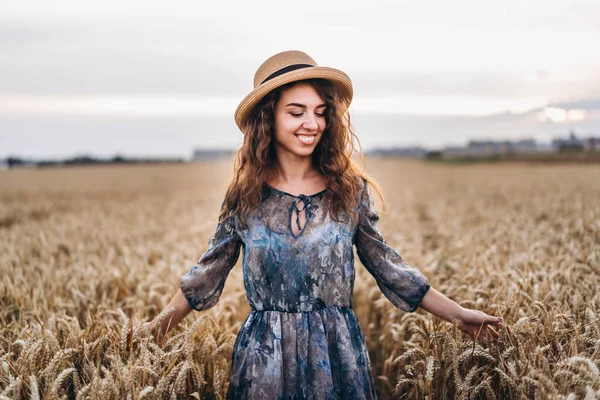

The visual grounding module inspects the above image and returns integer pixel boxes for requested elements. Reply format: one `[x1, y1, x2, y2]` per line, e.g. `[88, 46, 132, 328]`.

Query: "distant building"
[512, 139, 538, 153]
[370, 131, 598, 160]
[192, 149, 235, 161]
[535, 142, 556, 153]
[367, 147, 427, 158]
[441, 146, 471, 158]
[440, 138, 540, 158]
[465, 140, 512, 155]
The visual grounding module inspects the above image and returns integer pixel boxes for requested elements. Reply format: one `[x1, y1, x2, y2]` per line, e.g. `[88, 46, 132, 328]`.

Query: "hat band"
[260, 63, 313, 85]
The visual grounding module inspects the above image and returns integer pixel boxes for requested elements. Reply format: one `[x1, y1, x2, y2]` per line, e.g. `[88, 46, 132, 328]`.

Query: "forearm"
[151, 288, 192, 334]
[418, 287, 464, 322]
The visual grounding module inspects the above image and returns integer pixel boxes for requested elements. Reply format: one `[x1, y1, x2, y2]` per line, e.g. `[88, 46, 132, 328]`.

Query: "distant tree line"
[3, 155, 185, 168]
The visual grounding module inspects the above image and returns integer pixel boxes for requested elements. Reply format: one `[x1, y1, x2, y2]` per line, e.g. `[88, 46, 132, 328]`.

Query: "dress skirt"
[226, 306, 377, 399]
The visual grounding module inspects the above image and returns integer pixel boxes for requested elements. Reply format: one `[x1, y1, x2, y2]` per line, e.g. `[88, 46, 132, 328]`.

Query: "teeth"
[297, 135, 315, 144]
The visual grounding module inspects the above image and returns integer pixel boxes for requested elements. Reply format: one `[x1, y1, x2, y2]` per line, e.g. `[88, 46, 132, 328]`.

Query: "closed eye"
[290, 112, 326, 117]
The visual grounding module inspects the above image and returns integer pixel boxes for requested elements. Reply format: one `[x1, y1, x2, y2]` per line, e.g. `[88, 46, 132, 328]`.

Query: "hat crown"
[253, 50, 317, 89]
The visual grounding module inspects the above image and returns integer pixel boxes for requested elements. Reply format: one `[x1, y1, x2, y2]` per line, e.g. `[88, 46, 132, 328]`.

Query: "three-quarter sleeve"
[180, 202, 243, 311]
[353, 179, 431, 312]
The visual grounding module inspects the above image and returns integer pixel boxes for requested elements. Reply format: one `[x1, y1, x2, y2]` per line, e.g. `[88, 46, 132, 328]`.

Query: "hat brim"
[234, 66, 353, 132]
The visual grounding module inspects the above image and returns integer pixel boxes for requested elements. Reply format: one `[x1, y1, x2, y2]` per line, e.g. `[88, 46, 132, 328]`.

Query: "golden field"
[1, 158, 599, 399]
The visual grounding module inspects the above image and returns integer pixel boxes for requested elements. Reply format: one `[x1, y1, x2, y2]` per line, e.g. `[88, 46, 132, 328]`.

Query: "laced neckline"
[264, 182, 327, 238]
[264, 183, 328, 199]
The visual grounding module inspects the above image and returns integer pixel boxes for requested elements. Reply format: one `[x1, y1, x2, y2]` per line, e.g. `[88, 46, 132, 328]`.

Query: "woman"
[145, 50, 504, 399]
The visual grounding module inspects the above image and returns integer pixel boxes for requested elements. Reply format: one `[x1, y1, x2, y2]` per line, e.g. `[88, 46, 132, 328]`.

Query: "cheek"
[318, 119, 326, 132]
[275, 116, 299, 136]
[273, 115, 284, 138]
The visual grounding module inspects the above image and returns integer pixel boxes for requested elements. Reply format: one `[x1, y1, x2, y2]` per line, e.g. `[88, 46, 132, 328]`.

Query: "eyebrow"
[285, 102, 327, 109]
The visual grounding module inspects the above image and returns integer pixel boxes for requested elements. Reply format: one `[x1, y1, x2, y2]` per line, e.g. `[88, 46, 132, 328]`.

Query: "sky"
[1, 0, 600, 159]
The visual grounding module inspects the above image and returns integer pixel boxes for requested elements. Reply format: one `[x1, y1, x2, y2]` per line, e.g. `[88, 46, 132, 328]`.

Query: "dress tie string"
[291, 194, 314, 231]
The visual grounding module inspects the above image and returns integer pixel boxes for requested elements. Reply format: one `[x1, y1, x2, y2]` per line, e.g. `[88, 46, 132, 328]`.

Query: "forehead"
[278, 82, 325, 106]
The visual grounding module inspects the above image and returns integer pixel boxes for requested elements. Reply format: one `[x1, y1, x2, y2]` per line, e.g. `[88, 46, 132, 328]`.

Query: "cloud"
[0, 114, 243, 159]
[553, 97, 600, 110]
[532, 96, 600, 124]
[0, 93, 552, 118]
[0, 95, 239, 117]
[351, 95, 549, 116]
[1, 11, 600, 100]
[1, 0, 599, 158]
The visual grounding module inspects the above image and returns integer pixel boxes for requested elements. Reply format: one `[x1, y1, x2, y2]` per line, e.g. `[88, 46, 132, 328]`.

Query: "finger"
[487, 325, 500, 338]
[485, 314, 504, 324]
[488, 319, 504, 329]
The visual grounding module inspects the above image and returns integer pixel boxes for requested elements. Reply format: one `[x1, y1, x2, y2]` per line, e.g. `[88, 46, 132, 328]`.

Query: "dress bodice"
[181, 178, 430, 314]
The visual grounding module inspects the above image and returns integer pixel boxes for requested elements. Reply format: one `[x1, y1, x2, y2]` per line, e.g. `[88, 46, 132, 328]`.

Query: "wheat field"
[1, 158, 599, 399]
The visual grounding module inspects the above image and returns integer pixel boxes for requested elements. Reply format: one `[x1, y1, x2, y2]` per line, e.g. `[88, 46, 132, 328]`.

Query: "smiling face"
[273, 82, 327, 159]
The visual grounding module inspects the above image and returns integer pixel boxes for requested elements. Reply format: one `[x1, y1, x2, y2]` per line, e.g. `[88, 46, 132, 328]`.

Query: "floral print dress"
[181, 178, 431, 399]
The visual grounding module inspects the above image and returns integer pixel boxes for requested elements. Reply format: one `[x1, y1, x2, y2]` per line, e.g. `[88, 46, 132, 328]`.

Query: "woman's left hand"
[456, 308, 504, 340]
[418, 288, 504, 341]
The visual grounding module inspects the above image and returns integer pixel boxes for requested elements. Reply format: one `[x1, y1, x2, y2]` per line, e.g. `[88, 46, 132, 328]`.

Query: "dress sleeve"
[180, 201, 243, 311]
[353, 179, 431, 312]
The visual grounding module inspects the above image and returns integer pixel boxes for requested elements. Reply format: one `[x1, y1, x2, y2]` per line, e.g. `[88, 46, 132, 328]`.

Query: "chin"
[293, 148, 316, 157]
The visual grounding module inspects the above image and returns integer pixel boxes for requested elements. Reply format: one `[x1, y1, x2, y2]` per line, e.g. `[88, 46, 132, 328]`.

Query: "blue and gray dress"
[181, 178, 431, 399]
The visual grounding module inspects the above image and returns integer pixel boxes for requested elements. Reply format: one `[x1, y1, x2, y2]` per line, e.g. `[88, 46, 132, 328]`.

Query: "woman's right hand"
[140, 289, 193, 337]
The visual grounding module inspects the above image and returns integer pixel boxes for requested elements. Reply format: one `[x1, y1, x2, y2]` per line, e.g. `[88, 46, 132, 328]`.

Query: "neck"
[270, 149, 320, 184]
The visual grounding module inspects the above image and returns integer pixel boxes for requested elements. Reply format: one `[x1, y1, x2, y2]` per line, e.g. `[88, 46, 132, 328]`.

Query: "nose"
[302, 113, 318, 131]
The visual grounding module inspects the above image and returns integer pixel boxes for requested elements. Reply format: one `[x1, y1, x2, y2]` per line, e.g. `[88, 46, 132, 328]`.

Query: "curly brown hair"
[220, 78, 385, 228]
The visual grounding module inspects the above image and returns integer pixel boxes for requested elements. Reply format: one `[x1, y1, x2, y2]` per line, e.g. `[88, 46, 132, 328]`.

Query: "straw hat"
[234, 50, 353, 133]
